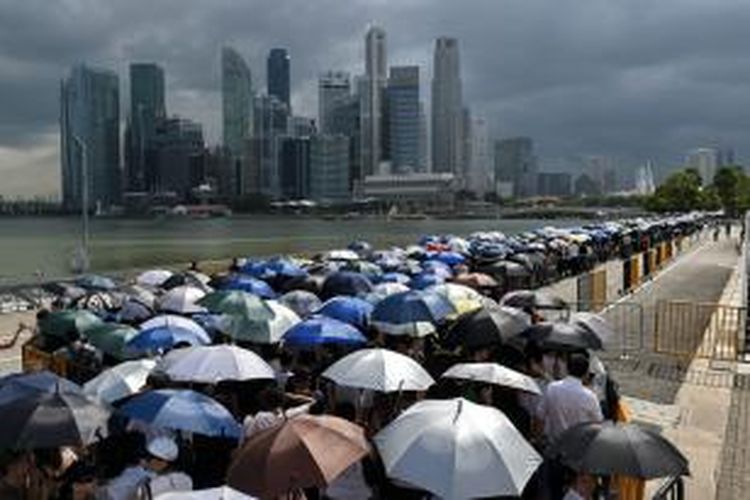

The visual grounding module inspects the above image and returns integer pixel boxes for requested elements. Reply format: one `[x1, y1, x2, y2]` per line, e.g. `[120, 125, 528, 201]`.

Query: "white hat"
[146, 436, 178, 462]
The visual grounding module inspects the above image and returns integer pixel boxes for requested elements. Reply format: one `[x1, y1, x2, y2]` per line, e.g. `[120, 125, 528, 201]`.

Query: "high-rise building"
[279, 137, 310, 199]
[221, 47, 253, 157]
[360, 26, 387, 178]
[127, 63, 165, 191]
[150, 117, 205, 199]
[418, 102, 427, 171]
[267, 48, 291, 110]
[431, 37, 464, 175]
[467, 116, 492, 196]
[60, 64, 121, 211]
[585, 156, 617, 194]
[310, 134, 351, 201]
[252, 94, 289, 197]
[685, 147, 720, 186]
[494, 137, 537, 198]
[461, 107, 472, 185]
[387, 66, 420, 174]
[635, 161, 656, 195]
[318, 71, 351, 134]
[290, 116, 316, 138]
[537, 172, 572, 197]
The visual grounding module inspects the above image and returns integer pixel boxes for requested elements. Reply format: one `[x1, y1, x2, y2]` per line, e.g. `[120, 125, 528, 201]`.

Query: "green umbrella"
[38, 310, 102, 341]
[197, 290, 274, 319]
[84, 323, 139, 360]
[219, 301, 300, 343]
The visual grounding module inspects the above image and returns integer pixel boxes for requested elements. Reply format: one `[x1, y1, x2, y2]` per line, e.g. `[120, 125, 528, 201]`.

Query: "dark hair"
[567, 353, 589, 378]
[258, 387, 285, 411]
[333, 402, 356, 421]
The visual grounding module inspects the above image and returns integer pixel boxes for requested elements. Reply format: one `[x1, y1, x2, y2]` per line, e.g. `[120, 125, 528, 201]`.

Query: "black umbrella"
[444, 306, 532, 350]
[550, 421, 689, 479]
[0, 384, 111, 449]
[0, 371, 83, 398]
[320, 271, 373, 300]
[520, 322, 604, 350]
[570, 312, 615, 345]
[501, 290, 566, 310]
[280, 273, 326, 295]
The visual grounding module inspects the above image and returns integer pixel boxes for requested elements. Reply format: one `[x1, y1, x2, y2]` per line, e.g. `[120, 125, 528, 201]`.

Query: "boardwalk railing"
[654, 300, 746, 360]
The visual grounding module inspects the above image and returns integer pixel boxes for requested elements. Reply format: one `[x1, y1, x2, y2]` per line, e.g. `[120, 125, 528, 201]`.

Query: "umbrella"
[366, 282, 411, 303]
[282, 316, 366, 350]
[160, 345, 275, 383]
[76, 274, 117, 291]
[136, 269, 174, 288]
[444, 305, 532, 350]
[220, 276, 277, 299]
[315, 296, 373, 330]
[374, 398, 542, 499]
[324, 249, 360, 261]
[379, 272, 411, 284]
[44, 282, 87, 300]
[430, 251, 465, 266]
[162, 272, 213, 293]
[521, 322, 604, 350]
[453, 272, 498, 289]
[442, 362, 541, 395]
[550, 421, 689, 479]
[0, 371, 82, 398]
[121, 284, 157, 308]
[371, 290, 456, 337]
[119, 298, 155, 323]
[279, 273, 325, 295]
[38, 309, 102, 341]
[409, 272, 445, 290]
[570, 312, 616, 345]
[426, 283, 484, 316]
[84, 323, 139, 360]
[322, 348, 434, 392]
[421, 260, 453, 278]
[265, 258, 307, 279]
[0, 385, 111, 449]
[321, 272, 373, 300]
[501, 290, 566, 310]
[129, 315, 211, 353]
[278, 290, 322, 318]
[155, 486, 255, 500]
[74, 292, 115, 312]
[348, 240, 373, 257]
[197, 290, 274, 320]
[159, 285, 207, 314]
[120, 389, 241, 438]
[227, 414, 370, 498]
[83, 359, 156, 403]
[219, 300, 300, 344]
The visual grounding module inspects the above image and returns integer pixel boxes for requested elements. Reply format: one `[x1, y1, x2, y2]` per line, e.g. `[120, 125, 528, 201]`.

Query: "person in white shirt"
[542, 353, 603, 444]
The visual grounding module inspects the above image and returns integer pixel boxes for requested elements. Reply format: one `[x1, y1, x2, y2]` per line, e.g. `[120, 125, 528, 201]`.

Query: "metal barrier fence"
[654, 300, 746, 360]
[544, 301, 645, 357]
[652, 475, 685, 500]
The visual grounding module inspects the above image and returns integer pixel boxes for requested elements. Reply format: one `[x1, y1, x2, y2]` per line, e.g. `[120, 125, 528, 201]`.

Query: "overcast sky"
[1, 0, 749, 197]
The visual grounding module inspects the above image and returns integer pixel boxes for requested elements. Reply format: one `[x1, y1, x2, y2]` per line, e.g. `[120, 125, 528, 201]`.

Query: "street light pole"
[72, 134, 90, 273]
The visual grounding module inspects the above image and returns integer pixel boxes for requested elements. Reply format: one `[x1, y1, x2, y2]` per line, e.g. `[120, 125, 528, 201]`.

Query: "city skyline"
[2, 0, 750, 197]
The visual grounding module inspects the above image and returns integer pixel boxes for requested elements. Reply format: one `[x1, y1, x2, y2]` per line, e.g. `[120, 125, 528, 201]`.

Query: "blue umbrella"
[76, 274, 116, 291]
[371, 290, 456, 337]
[279, 290, 323, 318]
[321, 271, 373, 300]
[239, 260, 276, 280]
[119, 389, 240, 438]
[221, 275, 277, 299]
[128, 318, 211, 353]
[421, 261, 453, 278]
[409, 272, 445, 290]
[431, 251, 466, 266]
[282, 316, 367, 349]
[348, 240, 373, 257]
[0, 371, 83, 400]
[316, 296, 374, 330]
[379, 272, 411, 285]
[266, 258, 307, 278]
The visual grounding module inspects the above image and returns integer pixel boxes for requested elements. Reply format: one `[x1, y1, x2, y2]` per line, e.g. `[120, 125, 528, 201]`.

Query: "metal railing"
[654, 300, 746, 360]
[651, 475, 684, 500]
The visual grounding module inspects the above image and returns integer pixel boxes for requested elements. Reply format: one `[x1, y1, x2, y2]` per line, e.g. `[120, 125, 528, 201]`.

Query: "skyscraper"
[387, 66, 420, 173]
[221, 47, 253, 157]
[279, 137, 310, 199]
[494, 137, 537, 198]
[685, 147, 720, 186]
[310, 134, 351, 201]
[267, 48, 291, 110]
[127, 63, 165, 191]
[150, 117, 205, 199]
[467, 116, 492, 196]
[60, 64, 121, 211]
[432, 37, 463, 175]
[318, 71, 351, 134]
[360, 25, 387, 178]
[252, 94, 289, 197]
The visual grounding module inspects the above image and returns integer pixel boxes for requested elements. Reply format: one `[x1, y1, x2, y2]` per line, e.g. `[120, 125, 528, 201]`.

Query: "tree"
[644, 168, 704, 212]
[713, 165, 746, 216]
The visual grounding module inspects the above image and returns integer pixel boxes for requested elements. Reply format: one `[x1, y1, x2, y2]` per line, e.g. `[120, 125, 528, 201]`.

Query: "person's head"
[333, 402, 356, 422]
[144, 436, 178, 473]
[258, 386, 285, 412]
[567, 353, 589, 379]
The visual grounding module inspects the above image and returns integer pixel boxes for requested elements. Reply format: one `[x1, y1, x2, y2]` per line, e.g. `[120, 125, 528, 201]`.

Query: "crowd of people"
[0, 214, 712, 500]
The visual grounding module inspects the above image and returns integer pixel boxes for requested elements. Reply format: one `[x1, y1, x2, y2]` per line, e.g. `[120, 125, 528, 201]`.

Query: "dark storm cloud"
[2, 0, 750, 193]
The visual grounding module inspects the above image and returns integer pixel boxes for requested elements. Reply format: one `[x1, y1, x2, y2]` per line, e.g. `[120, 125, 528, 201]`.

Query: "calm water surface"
[0, 216, 584, 285]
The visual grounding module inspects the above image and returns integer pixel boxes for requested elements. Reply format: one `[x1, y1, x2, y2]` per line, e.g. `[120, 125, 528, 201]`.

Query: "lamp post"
[72, 134, 90, 273]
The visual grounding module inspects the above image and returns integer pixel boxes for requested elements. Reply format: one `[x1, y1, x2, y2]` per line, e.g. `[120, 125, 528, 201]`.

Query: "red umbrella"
[227, 414, 370, 498]
[453, 272, 498, 289]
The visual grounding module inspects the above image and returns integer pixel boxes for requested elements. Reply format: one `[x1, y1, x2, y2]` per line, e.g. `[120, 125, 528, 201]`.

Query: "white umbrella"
[140, 315, 210, 341]
[441, 362, 541, 395]
[83, 359, 156, 403]
[427, 283, 483, 303]
[367, 282, 410, 303]
[322, 348, 434, 392]
[374, 398, 542, 499]
[159, 285, 207, 314]
[156, 486, 255, 499]
[220, 300, 301, 344]
[160, 345, 275, 383]
[136, 269, 174, 288]
[325, 249, 360, 261]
